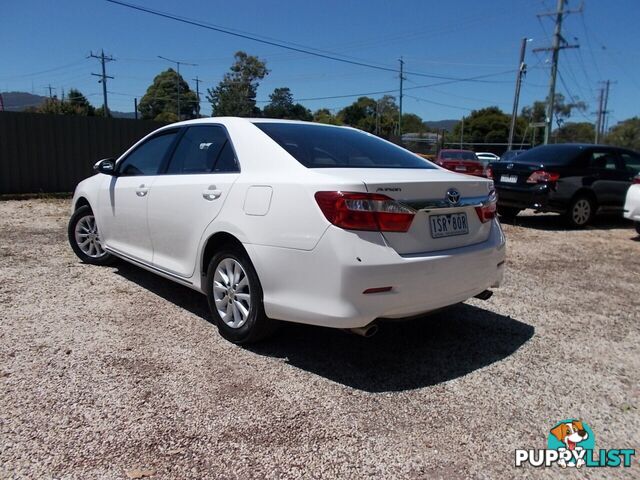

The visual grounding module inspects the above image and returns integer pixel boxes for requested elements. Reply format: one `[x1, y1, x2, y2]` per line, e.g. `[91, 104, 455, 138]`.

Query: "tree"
[66, 89, 95, 115]
[553, 122, 595, 143]
[32, 88, 96, 116]
[605, 117, 640, 150]
[313, 108, 342, 125]
[337, 95, 399, 139]
[138, 68, 198, 121]
[263, 87, 312, 120]
[521, 93, 587, 126]
[401, 113, 427, 134]
[207, 51, 269, 117]
[451, 107, 521, 148]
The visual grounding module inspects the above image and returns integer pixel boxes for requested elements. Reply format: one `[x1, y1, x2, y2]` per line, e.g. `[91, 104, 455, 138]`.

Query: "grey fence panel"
[0, 111, 163, 194]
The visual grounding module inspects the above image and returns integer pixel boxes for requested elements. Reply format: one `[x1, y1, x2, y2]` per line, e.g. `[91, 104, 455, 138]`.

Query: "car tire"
[635, 222, 640, 235]
[566, 195, 595, 228]
[68, 205, 115, 266]
[206, 246, 277, 344]
[497, 206, 521, 220]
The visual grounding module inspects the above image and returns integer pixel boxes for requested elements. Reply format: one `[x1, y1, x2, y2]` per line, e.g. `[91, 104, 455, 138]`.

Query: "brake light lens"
[315, 191, 416, 232]
[526, 170, 560, 183]
[633, 175, 640, 185]
[485, 166, 493, 179]
[475, 190, 497, 223]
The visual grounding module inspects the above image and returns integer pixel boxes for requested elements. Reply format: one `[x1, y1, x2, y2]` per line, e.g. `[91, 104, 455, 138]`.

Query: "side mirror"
[94, 158, 117, 176]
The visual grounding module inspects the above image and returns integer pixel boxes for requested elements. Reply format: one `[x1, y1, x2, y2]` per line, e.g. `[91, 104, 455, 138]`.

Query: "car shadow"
[500, 211, 632, 231]
[114, 263, 534, 393]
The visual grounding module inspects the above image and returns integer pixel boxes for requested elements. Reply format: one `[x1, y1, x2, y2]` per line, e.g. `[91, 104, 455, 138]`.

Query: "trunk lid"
[315, 168, 495, 255]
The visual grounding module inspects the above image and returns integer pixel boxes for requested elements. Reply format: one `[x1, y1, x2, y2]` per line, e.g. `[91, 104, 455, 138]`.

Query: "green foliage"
[451, 106, 521, 146]
[553, 122, 595, 143]
[313, 108, 342, 125]
[521, 93, 587, 124]
[337, 95, 400, 139]
[207, 51, 269, 117]
[138, 68, 198, 121]
[401, 113, 427, 134]
[605, 117, 640, 150]
[263, 87, 312, 121]
[32, 89, 95, 116]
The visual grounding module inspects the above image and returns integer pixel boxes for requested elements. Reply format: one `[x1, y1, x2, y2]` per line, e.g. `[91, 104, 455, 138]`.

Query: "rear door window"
[166, 125, 239, 174]
[588, 150, 622, 171]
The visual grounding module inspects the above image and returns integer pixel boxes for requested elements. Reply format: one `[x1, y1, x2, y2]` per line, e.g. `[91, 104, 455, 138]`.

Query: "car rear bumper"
[246, 220, 506, 329]
[495, 184, 565, 212]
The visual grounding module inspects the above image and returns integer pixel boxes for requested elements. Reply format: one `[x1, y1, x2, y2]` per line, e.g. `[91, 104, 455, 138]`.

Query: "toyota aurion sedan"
[69, 118, 505, 343]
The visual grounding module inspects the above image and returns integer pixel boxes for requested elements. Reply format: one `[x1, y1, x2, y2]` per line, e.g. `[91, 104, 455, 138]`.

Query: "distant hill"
[1, 91, 138, 118]
[425, 119, 458, 132]
[1, 91, 47, 111]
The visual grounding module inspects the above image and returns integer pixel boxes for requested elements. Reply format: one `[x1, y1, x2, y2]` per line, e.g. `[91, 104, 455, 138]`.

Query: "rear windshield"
[441, 151, 477, 160]
[510, 145, 584, 165]
[254, 122, 434, 169]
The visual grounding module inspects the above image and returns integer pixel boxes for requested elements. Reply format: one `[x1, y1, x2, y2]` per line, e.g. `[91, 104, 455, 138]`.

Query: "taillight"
[314, 191, 416, 232]
[526, 170, 560, 183]
[633, 176, 640, 185]
[475, 191, 497, 223]
[486, 166, 493, 179]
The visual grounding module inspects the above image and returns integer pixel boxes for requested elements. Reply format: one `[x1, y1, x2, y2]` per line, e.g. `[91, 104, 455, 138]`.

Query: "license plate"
[455, 165, 467, 171]
[429, 213, 469, 238]
[500, 174, 518, 183]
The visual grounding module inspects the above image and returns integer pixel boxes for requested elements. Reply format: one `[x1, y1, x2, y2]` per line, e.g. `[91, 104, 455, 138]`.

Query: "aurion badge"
[446, 188, 460, 206]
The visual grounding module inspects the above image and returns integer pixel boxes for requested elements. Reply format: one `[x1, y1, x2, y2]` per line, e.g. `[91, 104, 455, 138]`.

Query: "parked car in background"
[500, 149, 527, 162]
[68, 118, 505, 344]
[476, 152, 500, 163]
[476, 152, 500, 176]
[487, 144, 640, 227]
[624, 175, 640, 234]
[435, 149, 485, 177]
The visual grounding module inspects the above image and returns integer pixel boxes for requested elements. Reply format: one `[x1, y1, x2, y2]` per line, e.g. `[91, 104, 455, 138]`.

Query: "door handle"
[202, 188, 222, 201]
[136, 184, 149, 197]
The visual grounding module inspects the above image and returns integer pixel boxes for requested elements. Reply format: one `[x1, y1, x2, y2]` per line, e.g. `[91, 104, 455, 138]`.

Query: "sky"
[2, 0, 639, 126]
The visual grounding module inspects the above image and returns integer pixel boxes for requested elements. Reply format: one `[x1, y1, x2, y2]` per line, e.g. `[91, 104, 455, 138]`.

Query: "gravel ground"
[1, 198, 639, 479]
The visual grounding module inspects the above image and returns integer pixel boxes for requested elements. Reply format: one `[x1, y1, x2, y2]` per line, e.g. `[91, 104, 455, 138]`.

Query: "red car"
[435, 149, 485, 177]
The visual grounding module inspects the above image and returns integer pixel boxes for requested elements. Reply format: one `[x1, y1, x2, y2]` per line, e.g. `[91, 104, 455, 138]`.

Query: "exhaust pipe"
[346, 323, 379, 338]
[474, 289, 493, 301]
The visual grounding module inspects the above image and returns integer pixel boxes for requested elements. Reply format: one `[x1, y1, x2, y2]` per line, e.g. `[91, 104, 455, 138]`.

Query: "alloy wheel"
[213, 258, 251, 329]
[74, 215, 106, 258]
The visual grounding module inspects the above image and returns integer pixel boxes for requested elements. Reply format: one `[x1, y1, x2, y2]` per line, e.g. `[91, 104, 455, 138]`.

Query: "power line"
[105, 0, 515, 84]
[556, 69, 592, 122]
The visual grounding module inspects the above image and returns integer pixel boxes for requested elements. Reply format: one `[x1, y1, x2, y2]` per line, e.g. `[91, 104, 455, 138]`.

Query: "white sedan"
[624, 175, 640, 234]
[69, 118, 506, 343]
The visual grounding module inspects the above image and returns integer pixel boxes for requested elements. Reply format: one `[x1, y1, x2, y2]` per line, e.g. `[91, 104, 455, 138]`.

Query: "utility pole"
[134, 98, 138, 120]
[47, 84, 54, 98]
[460, 116, 464, 148]
[508, 38, 530, 151]
[534, 0, 581, 144]
[192, 76, 202, 117]
[398, 57, 404, 140]
[594, 85, 604, 143]
[601, 79, 611, 137]
[158, 56, 197, 120]
[89, 50, 115, 117]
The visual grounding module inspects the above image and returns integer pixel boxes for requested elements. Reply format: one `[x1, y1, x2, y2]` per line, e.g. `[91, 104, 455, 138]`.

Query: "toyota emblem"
[446, 188, 461, 206]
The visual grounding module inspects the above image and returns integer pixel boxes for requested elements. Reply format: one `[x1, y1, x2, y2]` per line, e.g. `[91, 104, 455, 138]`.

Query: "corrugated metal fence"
[0, 111, 163, 194]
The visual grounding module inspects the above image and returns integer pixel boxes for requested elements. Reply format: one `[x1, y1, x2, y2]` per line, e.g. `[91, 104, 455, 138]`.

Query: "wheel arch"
[200, 231, 249, 279]
[571, 188, 598, 206]
[74, 196, 91, 211]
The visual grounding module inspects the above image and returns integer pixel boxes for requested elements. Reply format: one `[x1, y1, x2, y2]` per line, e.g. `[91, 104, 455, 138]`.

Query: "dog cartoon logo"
[547, 419, 594, 468]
